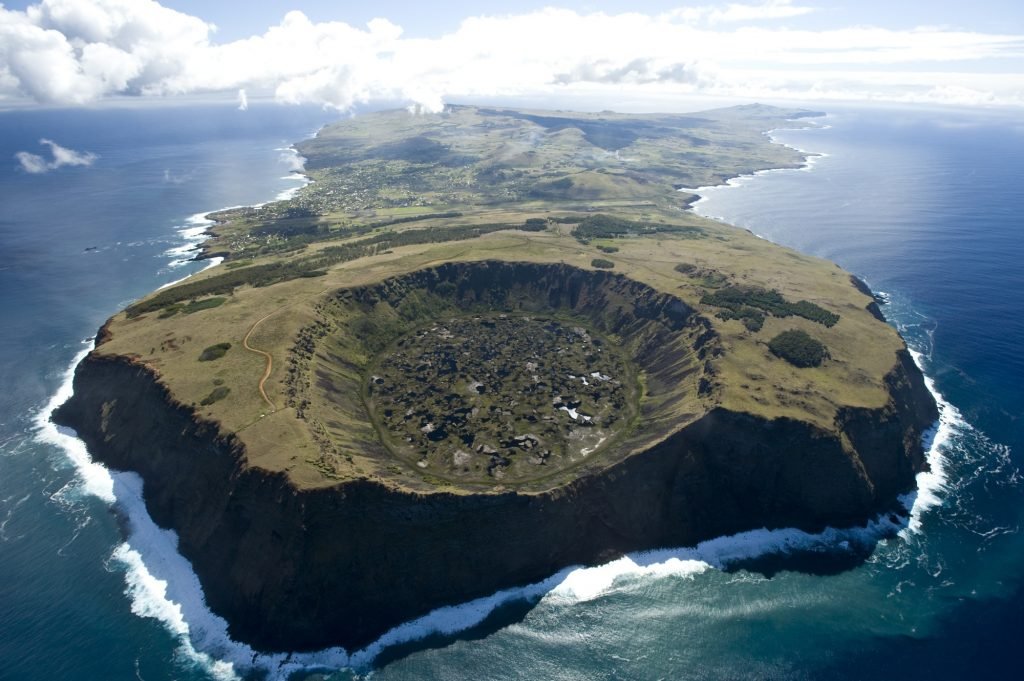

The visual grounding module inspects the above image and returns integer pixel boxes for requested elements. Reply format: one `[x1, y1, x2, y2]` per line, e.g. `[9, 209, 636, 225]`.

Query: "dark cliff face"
[53, 343, 937, 652]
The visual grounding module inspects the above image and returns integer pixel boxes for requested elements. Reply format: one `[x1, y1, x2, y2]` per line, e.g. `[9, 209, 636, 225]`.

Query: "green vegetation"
[701, 285, 839, 331]
[768, 330, 828, 367]
[252, 209, 467, 244]
[198, 342, 232, 362]
[94, 104, 907, 492]
[368, 211, 464, 229]
[184, 297, 227, 314]
[200, 386, 231, 405]
[367, 315, 633, 481]
[128, 263, 324, 317]
[127, 222, 544, 317]
[574, 214, 703, 242]
[699, 271, 728, 288]
[154, 297, 228, 318]
[280, 106, 816, 230]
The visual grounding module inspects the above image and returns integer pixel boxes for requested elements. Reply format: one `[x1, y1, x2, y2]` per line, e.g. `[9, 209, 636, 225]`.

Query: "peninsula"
[54, 104, 938, 652]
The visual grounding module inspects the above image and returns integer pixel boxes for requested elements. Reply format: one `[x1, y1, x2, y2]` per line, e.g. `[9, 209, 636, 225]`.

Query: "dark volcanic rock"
[53, 341, 936, 652]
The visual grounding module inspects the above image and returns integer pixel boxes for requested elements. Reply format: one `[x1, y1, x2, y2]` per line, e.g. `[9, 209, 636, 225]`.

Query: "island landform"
[54, 104, 938, 651]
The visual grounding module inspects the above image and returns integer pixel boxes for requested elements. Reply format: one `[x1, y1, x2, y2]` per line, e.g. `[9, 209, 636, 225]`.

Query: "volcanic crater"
[368, 314, 636, 482]
[303, 260, 715, 490]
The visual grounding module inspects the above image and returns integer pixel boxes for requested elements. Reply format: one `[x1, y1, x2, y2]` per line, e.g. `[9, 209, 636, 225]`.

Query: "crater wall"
[53, 263, 937, 652]
[297, 261, 714, 489]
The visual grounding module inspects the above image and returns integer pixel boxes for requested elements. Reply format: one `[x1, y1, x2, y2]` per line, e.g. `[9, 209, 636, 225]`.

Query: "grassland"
[89, 103, 907, 493]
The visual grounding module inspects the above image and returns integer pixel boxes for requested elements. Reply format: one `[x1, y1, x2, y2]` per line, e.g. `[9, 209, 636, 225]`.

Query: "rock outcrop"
[53, 340, 936, 652]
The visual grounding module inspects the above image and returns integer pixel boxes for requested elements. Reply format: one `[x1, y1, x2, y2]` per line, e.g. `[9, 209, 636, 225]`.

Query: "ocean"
[0, 102, 1021, 680]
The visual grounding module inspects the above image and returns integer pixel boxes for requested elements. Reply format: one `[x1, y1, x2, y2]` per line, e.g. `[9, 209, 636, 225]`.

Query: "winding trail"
[237, 234, 532, 416]
[243, 311, 279, 411]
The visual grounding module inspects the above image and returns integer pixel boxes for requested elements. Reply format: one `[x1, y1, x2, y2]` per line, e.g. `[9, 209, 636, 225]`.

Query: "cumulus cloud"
[554, 58, 710, 86]
[236, 88, 248, 111]
[0, 0, 1022, 111]
[0, 0, 209, 104]
[15, 138, 98, 173]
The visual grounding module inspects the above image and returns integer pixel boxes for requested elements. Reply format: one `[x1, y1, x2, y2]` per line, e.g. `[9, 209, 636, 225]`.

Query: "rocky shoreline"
[53, 334, 936, 651]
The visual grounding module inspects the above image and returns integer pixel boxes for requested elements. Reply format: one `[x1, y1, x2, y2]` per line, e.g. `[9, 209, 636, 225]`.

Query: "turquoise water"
[0, 103, 1020, 680]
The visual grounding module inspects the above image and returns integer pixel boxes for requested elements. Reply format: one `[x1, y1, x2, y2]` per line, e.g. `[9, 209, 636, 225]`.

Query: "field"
[90, 104, 907, 493]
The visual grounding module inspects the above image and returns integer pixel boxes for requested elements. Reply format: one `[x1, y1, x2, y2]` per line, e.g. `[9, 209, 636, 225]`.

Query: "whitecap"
[41, 353, 939, 680]
[156, 257, 223, 291]
[38, 333, 954, 679]
[680, 115, 833, 217]
[899, 350, 955, 535]
[33, 346, 114, 503]
[34, 108, 967, 676]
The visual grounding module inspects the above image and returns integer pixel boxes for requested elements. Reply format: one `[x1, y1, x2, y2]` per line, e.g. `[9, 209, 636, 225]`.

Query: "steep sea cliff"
[53, 323, 936, 651]
[4, 102, 1019, 681]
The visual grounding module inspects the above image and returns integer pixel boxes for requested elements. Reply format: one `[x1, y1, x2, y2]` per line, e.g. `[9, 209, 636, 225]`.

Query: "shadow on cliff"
[369, 510, 909, 669]
[371, 596, 541, 668]
[721, 534, 889, 579]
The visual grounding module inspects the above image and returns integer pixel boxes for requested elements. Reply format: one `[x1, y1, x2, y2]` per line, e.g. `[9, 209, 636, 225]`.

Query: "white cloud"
[236, 88, 247, 111]
[667, 1, 815, 25]
[15, 138, 98, 173]
[0, 0, 1022, 111]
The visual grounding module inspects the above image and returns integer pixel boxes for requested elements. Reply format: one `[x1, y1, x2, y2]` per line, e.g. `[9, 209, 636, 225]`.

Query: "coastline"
[39, 112, 952, 679]
[41, 344, 951, 679]
[679, 116, 832, 226]
[189, 145, 313, 263]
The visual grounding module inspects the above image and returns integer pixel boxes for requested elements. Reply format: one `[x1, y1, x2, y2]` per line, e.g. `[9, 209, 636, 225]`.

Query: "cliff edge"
[54, 342, 935, 651]
[52, 104, 939, 652]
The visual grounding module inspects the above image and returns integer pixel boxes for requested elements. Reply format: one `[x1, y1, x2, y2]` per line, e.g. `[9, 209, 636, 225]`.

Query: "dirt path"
[243, 311, 279, 411]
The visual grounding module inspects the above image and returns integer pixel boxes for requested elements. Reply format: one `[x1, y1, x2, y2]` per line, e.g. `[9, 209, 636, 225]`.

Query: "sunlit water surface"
[0, 103, 1021, 680]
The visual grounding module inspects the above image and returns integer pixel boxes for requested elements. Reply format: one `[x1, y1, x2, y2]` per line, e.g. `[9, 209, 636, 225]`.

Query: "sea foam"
[900, 350, 954, 535]
[680, 116, 832, 220]
[38, 337, 953, 679]
[35, 112, 959, 678]
[162, 211, 221, 272]
[34, 346, 114, 504]
[274, 145, 311, 201]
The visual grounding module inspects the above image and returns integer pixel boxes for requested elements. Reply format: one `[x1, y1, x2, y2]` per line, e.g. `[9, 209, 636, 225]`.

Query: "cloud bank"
[15, 138, 98, 173]
[1, 0, 1022, 111]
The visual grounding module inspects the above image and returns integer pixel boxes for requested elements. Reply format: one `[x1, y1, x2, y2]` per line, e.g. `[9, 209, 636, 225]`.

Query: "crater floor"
[366, 315, 636, 482]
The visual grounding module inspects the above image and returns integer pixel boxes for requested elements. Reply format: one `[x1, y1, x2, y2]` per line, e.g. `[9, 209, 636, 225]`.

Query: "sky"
[0, 0, 1022, 111]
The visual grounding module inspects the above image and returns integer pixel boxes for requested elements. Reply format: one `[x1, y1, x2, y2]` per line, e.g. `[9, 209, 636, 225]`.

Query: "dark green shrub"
[701, 285, 839, 327]
[674, 262, 697, 274]
[200, 386, 231, 405]
[716, 308, 765, 331]
[787, 300, 841, 327]
[183, 297, 227, 314]
[768, 330, 828, 367]
[597, 245, 619, 253]
[128, 218, 591, 319]
[198, 342, 232, 362]
[158, 304, 183, 318]
[574, 214, 703, 241]
[591, 258, 615, 269]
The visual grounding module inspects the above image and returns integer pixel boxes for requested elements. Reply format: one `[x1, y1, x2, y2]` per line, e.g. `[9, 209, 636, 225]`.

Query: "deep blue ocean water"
[0, 103, 1021, 680]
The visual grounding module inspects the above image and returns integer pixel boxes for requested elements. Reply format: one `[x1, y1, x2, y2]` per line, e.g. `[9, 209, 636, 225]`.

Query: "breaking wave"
[35, 344, 956, 679]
